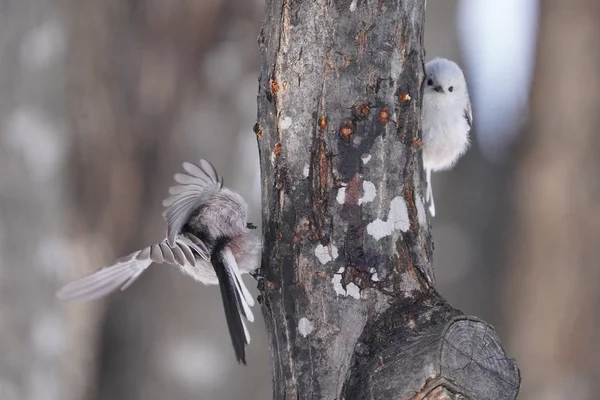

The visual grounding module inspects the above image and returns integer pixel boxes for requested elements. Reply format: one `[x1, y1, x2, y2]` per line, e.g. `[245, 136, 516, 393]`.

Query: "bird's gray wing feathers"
[56, 251, 153, 301]
[56, 237, 206, 301]
[162, 159, 223, 246]
[465, 99, 473, 130]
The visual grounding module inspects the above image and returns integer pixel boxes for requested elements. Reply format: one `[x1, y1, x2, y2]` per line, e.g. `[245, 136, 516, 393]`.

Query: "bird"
[421, 57, 473, 216]
[56, 159, 262, 364]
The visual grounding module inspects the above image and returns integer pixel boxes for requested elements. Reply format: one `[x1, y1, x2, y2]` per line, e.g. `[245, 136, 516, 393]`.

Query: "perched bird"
[421, 57, 473, 216]
[57, 159, 262, 364]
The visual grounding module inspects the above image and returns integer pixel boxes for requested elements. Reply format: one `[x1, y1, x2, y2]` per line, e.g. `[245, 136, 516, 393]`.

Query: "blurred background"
[0, 0, 597, 399]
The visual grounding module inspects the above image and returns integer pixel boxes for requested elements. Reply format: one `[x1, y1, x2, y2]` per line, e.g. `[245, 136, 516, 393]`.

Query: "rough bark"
[506, 1, 600, 398]
[256, 1, 520, 399]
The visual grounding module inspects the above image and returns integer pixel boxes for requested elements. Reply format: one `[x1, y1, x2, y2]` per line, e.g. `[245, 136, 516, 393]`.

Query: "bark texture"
[256, 1, 520, 399]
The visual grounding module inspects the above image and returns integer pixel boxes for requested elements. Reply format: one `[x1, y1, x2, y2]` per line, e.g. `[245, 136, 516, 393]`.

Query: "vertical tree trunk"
[506, 1, 600, 398]
[256, 1, 520, 399]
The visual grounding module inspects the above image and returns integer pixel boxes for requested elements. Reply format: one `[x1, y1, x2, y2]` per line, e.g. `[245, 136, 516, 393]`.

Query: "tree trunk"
[256, 1, 520, 399]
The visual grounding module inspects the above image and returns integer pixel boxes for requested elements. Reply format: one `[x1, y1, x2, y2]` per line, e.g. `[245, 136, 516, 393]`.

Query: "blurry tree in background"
[61, 1, 270, 399]
[1, 0, 269, 399]
[505, 1, 600, 399]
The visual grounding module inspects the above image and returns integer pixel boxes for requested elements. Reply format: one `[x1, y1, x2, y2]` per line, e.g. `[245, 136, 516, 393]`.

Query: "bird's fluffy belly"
[422, 118, 469, 171]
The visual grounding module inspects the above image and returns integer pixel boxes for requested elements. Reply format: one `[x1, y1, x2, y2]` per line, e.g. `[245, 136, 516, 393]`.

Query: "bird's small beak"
[434, 85, 444, 93]
[247, 222, 257, 229]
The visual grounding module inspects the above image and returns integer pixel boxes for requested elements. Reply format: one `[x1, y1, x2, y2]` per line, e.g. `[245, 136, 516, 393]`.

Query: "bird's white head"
[424, 58, 468, 101]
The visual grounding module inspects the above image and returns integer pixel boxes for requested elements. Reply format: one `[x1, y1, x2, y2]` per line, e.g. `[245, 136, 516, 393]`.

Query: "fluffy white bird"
[422, 57, 473, 216]
[57, 159, 262, 364]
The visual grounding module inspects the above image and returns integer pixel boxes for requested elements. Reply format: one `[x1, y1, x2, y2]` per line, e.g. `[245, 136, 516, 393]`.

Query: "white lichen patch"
[270, 149, 276, 167]
[281, 116, 292, 130]
[336, 185, 347, 204]
[369, 268, 381, 282]
[302, 164, 310, 178]
[331, 267, 363, 299]
[388, 196, 410, 232]
[298, 318, 314, 337]
[366, 196, 410, 240]
[337, 181, 376, 205]
[358, 181, 377, 204]
[314, 243, 338, 265]
[361, 154, 372, 164]
[366, 218, 392, 240]
[346, 283, 361, 299]
[331, 274, 346, 296]
[349, 0, 358, 12]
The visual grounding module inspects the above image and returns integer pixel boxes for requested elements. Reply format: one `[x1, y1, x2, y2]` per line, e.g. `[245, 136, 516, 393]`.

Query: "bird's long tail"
[210, 243, 255, 364]
[426, 168, 436, 217]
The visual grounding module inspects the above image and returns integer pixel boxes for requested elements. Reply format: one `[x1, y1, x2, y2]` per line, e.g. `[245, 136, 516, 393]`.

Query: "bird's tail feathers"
[425, 168, 436, 217]
[211, 246, 256, 364]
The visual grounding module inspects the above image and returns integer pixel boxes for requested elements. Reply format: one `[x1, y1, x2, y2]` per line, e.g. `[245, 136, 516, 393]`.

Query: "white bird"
[422, 57, 473, 216]
[56, 159, 262, 364]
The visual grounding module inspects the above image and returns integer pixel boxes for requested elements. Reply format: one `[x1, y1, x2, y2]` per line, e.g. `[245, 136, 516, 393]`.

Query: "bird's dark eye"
[427, 79, 433, 86]
[448, 86, 454, 92]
